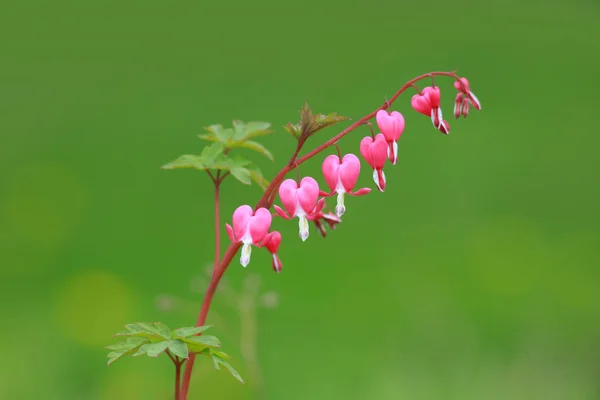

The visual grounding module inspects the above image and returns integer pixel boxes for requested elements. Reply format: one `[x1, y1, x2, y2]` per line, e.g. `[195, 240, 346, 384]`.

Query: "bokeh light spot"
[54, 270, 133, 347]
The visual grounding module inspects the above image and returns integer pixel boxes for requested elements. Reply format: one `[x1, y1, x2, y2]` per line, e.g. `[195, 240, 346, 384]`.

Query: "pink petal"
[411, 93, 432, 116]
[438, 120, 450, 135]
[360, 136, 375, 167]
[248, 207, 272, 244]
[297, 177, 320, 214]
[371, 134, 388, 169]
[272, 254, 282, 273]
[278, 179, 299, 216]
[376, 110, 405, 142]
[274, 205, 291, 219]
[225, 223, 236, 242]
[468, 91, 481, 110]
[339, 153, 360, 193]
[262, 231, 282, 253]
[350, 187, 371, 196]
[232, 205, 253, 241]
[423, 86, 441, 108]
[321, 155, 340, 192]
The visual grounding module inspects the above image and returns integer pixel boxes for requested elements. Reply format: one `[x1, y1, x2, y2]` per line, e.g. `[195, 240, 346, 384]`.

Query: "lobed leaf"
[173, 325, 212, 338]
[228, 140, 274, 161]
[133, 341, 170, 358]
[210, 350, 244, 384]
[106, 337, 148, 366]
[248, 166, 269, 191]
[183, 335, 221, 353]
[232, 121, 273, 141]
[285, 103, 350, 139]
[167, 339, 189, 359]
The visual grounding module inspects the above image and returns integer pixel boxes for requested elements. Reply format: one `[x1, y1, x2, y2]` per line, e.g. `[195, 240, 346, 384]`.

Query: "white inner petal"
[335, 192, 346, 217]
[298, 215, 309, 242]
[240, 243, 252, 267]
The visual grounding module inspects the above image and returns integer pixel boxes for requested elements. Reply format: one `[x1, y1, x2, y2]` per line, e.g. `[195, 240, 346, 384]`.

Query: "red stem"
[175, 361, 182, 400]
[179, 70, 459, 399]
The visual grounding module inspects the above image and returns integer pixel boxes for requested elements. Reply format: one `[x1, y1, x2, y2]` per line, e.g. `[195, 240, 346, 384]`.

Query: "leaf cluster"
[161, 121, 275, 190]
[284, 102, 350, 139]
[106, 322, 244, 384]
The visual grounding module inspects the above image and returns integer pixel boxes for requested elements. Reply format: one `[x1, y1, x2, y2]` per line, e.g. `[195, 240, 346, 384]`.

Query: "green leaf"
[204, 124, 235, 142]
[106, 337, 147, 351]
[136, 322, 172, 340]
[114, 322, 171, 341]
[283, 122, 302, 138]
[161, 154, 205, 170]
[167, 340, 189, 359]
[183, 335, 221, 353]
[228, 140, 274, 161]
[211, 351, 245, 384]
[248, 166, 269, 191]
[161, 143, 226, 171]
[133, 341, 170, 358]
[106, 337, 148, 366]
[223, 155, 252, 185]
[313, 112, 350, 134]
[199, 143, 225, 165]
[173, 326, 212, 338]
[285, 103, 349, 139]
[232, 121, 273, 141]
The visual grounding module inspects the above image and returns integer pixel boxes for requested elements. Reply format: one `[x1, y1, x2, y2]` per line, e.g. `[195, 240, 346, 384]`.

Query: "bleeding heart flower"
[320, 154, 371, 217]
[411, 86, 449, 134]
[376, 109, 405, 164]
[225, 205, 272, 267]
[309, 210, 342, 237]
[274, 177, 325, 241]
[453, 77, 481, 115]
[261, 231, 283, 273]
[359, 134, 388, 192]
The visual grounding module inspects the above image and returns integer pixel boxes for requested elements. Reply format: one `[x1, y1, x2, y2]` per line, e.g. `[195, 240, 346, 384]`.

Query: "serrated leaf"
[161, 143, 226, 171]
[106, 337, 147, 351]
[229, 140, 273, 161]
[283, 122, 302, 138]
[286, 103, 349, 139]
[211, 351, 244, 384]
[183, 335, 221, 353]
[167, 340, 189, 359]
[223, 155, 252, 185]
[136, 322, 172, 340]
[313, 112, 350, 132]
[199, 143, 225, 165]
[133, 341, 170, 358]
[232, 121, 273, 141]
[204, 124, 235, 142]
[173, 326, 212, 338]
[106, 337, 148, 366]
[248, 166, 269, 191]
[161, 154, 206, 170]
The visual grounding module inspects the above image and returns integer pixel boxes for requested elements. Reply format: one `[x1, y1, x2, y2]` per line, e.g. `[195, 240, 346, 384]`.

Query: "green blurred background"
[1, 0, 599, 398]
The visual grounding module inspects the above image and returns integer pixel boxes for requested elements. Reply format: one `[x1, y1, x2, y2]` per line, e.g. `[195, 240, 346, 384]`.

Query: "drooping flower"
[225, 205, 272, 267]
[411, 86, 450, 134]
[376, 109, 405, 164]
[274, 177, 325, 241]
[309, 210, 342, 238]
[261, 231, 283, 273]
[359, 134, 388, 192]
[453, 77, 481, 118]
[320, 154, 371, 217]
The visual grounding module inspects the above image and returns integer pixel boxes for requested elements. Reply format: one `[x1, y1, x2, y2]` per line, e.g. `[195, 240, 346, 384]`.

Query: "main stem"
[175, 361, 182, 400]
[179, 71, 459, 399]
[180, 179, 222, 399]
